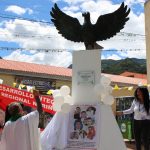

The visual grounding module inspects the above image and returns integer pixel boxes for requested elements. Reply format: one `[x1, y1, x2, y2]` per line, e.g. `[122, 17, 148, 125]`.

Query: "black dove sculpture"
[50, 2, 130, 50]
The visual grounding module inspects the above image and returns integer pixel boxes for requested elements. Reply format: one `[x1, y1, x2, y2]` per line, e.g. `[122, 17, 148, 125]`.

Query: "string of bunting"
[0, 14, 51, 24]
[118, 32, 145, 37]
[113, 84, 150, 91]
[9, 82, 150, 93]
[0, 31, 145, 40]
[0, 47, 65, 52]
[0, 32, 53, 39]
[0, 11, 146, 29]
[0, 47, 145, 53]
[0, 13, 146, 39]
[13, 83, 53, 95]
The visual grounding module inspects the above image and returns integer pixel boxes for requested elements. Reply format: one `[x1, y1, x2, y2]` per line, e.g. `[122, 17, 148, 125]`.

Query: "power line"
[0, 32, 54, 39]
[0, 19, 51, 28]
[0, 14, 146, 38]
[0, 47, 145, 52]
[0, 0, 147, 26]
[0, 13, 146, 38]
[103, 49, 145, 52]
[118, 32, 145, 37]
[0, 47, 66, 52]
[0, 14, 146, 42]
[0, 13, 52, 24]
[0, 34, 145, 41]
[0, 30, 146, 40]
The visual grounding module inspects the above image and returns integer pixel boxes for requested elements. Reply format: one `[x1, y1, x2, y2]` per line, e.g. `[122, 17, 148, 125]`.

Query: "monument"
[50, 2, 130, 50]
[41, 2, 130, 150]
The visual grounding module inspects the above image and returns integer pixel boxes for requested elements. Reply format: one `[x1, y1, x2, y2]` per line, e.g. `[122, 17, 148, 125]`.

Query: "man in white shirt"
[0, 90, 43, 150]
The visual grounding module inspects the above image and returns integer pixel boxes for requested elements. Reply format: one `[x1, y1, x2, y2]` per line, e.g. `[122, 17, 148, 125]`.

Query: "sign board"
[15, 76, 56, 94]
[0, 84, 55, 114]
[78, 71, 95, 85]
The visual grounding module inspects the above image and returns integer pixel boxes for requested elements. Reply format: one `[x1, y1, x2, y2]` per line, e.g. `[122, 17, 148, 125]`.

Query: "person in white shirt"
[117, 86, 150, 150]
[0, 90, 43, 150]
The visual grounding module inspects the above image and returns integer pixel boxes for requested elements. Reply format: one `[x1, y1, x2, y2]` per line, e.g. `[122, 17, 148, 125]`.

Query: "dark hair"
[18, 102, 24, 109]
[86, 106, 96, 114]
[8, 102, 21, 116]
[5, 105, 11, 123]
[134, 86, 150, 114]
[76, 107, 81, 110]
[81, 111, 86, 114]
[88, 126, 94, 129]
[74, 119, 83, 130]
[23, 106, 32, 114]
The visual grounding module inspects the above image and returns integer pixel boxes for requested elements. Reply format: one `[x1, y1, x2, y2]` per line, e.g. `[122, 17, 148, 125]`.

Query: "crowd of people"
[0, 86, 150, 150]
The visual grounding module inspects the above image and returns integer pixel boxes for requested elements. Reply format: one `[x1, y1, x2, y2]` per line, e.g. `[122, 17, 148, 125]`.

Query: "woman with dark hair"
[5, 102, 24, 123]
[1, 90, 43, 150]
[117, 86, 150, 150]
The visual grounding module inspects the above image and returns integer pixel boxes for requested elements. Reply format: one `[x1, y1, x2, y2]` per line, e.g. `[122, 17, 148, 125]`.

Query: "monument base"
[41, 104, 126, 150]
[41, 50, 126, 150]
[99, 104, 126, 150]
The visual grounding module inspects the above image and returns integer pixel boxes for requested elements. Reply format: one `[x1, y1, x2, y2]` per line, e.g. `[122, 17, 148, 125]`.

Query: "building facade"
[0, 59, 72, 95]
[0, 59, 148, 113]
[0, 59, 147, 95]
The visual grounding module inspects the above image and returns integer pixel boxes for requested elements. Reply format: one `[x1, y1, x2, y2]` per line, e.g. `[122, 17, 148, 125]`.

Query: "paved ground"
[125, 141, 145, 150]
[126, 141, 135, 150]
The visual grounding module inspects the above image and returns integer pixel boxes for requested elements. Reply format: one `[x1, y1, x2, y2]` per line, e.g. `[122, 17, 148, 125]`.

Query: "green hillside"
[68, 58, 146, 75]
[101, 58, 146, 74]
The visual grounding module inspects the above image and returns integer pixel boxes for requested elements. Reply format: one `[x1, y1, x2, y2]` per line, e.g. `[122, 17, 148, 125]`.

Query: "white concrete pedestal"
[72, 50, 101, 104]
[72, 50, 126, 150]
[41, 50, 127, 150]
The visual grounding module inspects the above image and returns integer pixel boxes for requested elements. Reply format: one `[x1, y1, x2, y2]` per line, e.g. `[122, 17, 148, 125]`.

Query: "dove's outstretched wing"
[94, 2, 130, 41]
[50, 3, 83, 42]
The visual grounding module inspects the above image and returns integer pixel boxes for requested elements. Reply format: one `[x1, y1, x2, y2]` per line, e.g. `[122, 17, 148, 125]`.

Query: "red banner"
[0, 84, 55, 114]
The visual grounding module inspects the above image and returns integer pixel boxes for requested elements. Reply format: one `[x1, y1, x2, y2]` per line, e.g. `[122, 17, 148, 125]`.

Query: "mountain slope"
[101, 58, 146, 74]
[68, 58, 146, 75]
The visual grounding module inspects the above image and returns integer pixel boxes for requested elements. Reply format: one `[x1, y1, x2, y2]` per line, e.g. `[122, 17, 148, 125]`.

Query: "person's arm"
[123, 100, 135, 115]
[116, 100, 135, 116]
[33, 90, 43, 114]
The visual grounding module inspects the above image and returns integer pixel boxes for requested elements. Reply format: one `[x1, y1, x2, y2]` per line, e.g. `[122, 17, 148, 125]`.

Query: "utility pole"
[145, 0, 150, 84]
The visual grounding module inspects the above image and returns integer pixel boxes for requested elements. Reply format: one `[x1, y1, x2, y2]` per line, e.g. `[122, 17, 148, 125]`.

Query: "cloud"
[0, 19, 74, 67]
[101, 54, 122, 60]
[5, 5, 33, 15]
[4, 50, 72, 67]
[64, 0, 87, 5]
[63, 6, 80, 12]
[51, 0, 61, 3]
[0, 0, 146, 67]
[118, 49, 146, 59]
[125, 0, 146, 6]
[0, 18, 85, 50]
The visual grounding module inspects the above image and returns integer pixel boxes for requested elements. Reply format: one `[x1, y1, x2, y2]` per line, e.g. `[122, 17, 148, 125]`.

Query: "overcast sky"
[0, 0, 148, 67]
